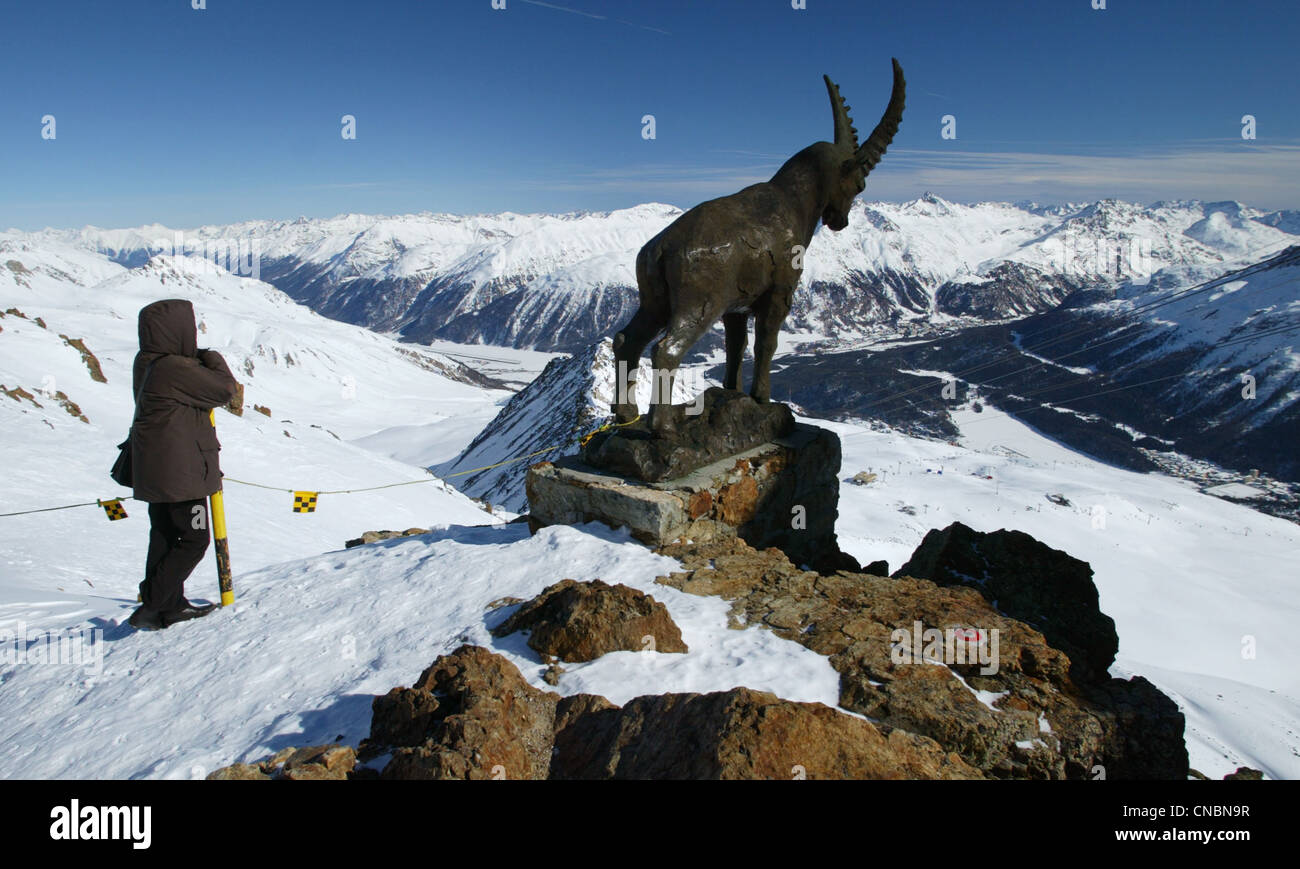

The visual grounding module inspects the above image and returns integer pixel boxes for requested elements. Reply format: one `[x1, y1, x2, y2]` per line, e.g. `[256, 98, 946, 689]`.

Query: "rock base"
[527, 422, 856, 572]
[583, 387, 795, 482]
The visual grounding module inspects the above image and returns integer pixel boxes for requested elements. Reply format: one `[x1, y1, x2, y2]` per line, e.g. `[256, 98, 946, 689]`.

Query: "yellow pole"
[209, 410, 234, 606]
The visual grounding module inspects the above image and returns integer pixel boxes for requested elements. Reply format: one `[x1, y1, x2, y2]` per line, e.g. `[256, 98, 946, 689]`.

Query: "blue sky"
[2, 0, 1297, 230]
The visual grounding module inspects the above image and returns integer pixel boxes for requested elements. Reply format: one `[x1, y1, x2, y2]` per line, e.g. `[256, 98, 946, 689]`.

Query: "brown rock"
[491, 578, 687, 662]
[655, 536, 1187, 780]
[206, 763, 271, 780]
[57, 334, 106, 383]
[895, 521, 1118, 684]
[550, 687, 981, 780]
[344, 528, 430, 549]
[1224, 766, 1264, 780]
[716, 475, 759, 525]
[369, 645, 560, 780]
[370, 647, 978, 780]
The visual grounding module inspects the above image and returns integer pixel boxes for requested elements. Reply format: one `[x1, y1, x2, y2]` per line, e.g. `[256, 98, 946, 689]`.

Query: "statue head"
[821, 59, 906, 232]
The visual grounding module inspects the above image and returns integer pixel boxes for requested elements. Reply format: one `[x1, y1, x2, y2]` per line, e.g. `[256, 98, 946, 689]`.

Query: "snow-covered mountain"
[437, 338, 698, 511]
[772, 243, 1300, 490]
[20, 197, 1299, 352]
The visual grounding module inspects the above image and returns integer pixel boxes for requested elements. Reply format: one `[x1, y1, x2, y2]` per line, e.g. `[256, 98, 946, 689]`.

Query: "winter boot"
[161, 600, 218, 627]
[128, 606, 165, 631]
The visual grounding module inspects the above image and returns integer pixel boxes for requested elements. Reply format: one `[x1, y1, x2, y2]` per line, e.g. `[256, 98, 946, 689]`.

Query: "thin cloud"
[872, 143, 1300, 206]
[531, 144, 1300, 210]
[517, 0, 670, 35]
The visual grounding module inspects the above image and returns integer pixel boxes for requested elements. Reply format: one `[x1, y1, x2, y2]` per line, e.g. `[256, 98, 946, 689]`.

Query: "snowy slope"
[0, 522, 842, 779]
[0, 241, 513, 636]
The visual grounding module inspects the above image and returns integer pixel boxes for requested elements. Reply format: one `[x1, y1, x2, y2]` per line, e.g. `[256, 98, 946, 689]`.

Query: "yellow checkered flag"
[292, 491, 319, 514]
[99, 499, 128, 521]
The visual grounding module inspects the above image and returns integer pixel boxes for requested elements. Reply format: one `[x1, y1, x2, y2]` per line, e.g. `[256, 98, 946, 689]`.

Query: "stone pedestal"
[582, 388, 795, 482]
[527, 423, 857, 573]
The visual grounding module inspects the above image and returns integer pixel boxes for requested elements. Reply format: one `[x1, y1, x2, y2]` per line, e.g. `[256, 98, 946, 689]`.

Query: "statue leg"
[750, 292, 789, 403]
[611, 307, 662, 423]
[649, 312, 715, 434]
[722, 311, 748, 391]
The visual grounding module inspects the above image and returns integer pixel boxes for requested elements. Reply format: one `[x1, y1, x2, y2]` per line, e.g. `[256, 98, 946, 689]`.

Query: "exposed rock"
[206, 762, 270, 781]
[365, 645, 560, 780]
[895, 521, 1119, 684]
[656, 536, 1186, 779]
[1223, 766, 1264, 780]
[57, 334, 106, 383]
[366, 645, 978, 780]
[4, 262, 31, 287]
[582, 387, 795, 482]
[491, 578, 687, 662]
[529, 422, 856, 573]
[253, 404, 271, 417]
[206, 744, 356, 780]
[279, 744, 356, 780]
[1, 384, 42, 407]
[864, 559, 890, 576]
[550, 687, 981, 780]
[53, 390, 89, 423]
[344, 528, 429, 549]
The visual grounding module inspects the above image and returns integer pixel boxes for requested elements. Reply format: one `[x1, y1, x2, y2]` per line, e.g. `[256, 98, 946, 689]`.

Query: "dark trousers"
[141, 499, 210, 613]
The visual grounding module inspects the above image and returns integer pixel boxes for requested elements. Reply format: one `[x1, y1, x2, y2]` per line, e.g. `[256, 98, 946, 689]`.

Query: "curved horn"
[856, 57, 906, 174]
[823, 74, 859, 151]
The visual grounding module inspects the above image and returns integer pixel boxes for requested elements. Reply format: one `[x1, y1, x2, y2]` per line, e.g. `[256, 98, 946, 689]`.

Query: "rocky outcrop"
[207, 744, 357, 780]
[344, 528, 430, 549]
[656, 536, 1186, 779]
[57, 334, 106, 383]
[894, 521, 1118, 684]
[491, 579, 687, 661]
[360, 645, 979, 780]
[367, 645, 560, 780]
[550, 687, 980, 780]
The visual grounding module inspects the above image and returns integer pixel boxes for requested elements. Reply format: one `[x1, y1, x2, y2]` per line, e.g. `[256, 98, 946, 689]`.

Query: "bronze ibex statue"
[612, 59, 905, 433]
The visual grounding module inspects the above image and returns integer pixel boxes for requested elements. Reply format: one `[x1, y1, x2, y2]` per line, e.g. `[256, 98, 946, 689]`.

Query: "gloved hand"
[197, 348, 225, 368]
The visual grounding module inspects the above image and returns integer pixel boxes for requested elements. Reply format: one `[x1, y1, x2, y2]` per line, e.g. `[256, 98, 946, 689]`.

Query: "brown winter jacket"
[130, 299, 239, 503]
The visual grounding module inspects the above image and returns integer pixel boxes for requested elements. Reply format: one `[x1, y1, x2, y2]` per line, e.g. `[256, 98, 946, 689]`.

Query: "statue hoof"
[613, 403, 639, 424]
[647, 405, 676, 437]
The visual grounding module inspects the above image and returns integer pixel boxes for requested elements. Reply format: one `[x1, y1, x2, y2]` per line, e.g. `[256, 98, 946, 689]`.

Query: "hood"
[138, 299, 198, 357]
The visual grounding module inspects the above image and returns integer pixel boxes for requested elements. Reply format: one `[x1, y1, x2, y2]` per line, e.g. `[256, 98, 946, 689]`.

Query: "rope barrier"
[0, 414, 642, 518]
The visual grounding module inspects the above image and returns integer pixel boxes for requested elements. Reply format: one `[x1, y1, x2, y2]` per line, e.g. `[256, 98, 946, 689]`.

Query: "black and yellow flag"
[292, 491, 319, 513]
[99, 499, 128, 521]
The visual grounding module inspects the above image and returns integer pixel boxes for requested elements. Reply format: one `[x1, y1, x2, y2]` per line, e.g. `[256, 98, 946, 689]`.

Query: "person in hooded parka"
[127, 299, 238, 630]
